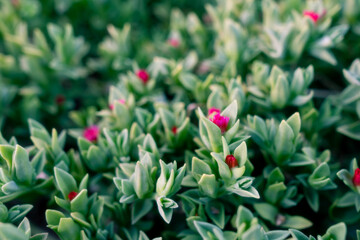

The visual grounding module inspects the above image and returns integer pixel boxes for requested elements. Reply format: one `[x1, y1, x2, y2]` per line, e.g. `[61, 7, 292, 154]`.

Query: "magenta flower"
[303, 11, 320, 23]
[208, 107, 221, 116]
[109, 99, 126, 110]
[210, 113, 229, 133]
[136, 69, 150, 84]
[353, 168, 360, 186]
[83, 125, 100, 142]
[167, 38, 180, 48]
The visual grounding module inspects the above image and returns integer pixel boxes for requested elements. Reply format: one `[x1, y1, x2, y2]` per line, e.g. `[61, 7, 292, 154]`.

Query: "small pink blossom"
[303, 10, 320, 23]
[136, 69, 150, 84]
[83, 125, 100, 142]
[36, 172, 49, 180]
[210, 113, 229, 133]
[167, 38, 180, 48]
[109, 99, 126, 110]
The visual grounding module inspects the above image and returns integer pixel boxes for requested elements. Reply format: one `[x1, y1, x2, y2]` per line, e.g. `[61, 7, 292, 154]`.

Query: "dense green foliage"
[1, 0, 360, 239]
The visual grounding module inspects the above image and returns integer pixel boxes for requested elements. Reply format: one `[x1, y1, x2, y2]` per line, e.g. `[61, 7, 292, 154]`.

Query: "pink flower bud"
[202, 14, 212, 25]
[68, 191, 78, 201]
[210, 113, 229, 133]
[36, 172, 48, 180]
[83, 125, 100, 142]
[136, 69, 150, 84]
[197, 61, 211, 75]
[303, 11, 320, 23]
[167, 38, 180, 48]
[109, 99, 126, 110]
[225, 155, 238, 169]
[353, 168, 360, 186]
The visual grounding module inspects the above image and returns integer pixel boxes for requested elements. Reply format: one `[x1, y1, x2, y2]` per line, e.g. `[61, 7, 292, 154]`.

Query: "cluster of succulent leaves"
[1, 0, 360, 239]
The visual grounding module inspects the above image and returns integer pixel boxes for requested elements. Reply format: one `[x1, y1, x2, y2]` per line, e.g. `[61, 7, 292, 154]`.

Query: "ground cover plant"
[0, 0, 360, 239]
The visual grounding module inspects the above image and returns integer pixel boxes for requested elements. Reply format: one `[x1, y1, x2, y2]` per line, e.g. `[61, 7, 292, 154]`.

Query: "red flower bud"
[136, 69, 150, 84]
[83, 125, 100, 142]
[172, 126, 177, 135]
[55, 94, 65, 106]
[68, 191, 78, 201]
[225, 155, 238, 169]
[353, 168, 360, 186]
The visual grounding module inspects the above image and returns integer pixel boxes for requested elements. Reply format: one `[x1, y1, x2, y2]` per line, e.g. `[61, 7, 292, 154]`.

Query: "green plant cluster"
[1, 0, 360, 239]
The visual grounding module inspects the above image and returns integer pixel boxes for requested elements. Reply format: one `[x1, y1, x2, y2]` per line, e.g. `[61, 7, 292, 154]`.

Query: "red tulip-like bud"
[83, 125, 100, 142]
[11, 0, 20, 7]
[225, 155, 238, 169]
[353, 168, 360, 186]
[202, 14, 212, 25]
[68, 191, 78, 201]
[172, 126, 177, 135]
[210, 113, 229, 133]
[55, 94, 65, 106]
[136, 69, 150, 84]
[303, 11, 320, 23]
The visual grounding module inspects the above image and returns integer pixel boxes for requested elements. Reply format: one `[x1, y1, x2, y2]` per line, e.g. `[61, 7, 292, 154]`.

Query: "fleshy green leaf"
[13, 145, 34, 185]
[54, 167, 77, 199]
[131, 199, 153, 224]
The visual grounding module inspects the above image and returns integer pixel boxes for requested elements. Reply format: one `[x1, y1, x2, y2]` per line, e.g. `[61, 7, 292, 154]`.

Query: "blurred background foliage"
[0, 0, 211, 141]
